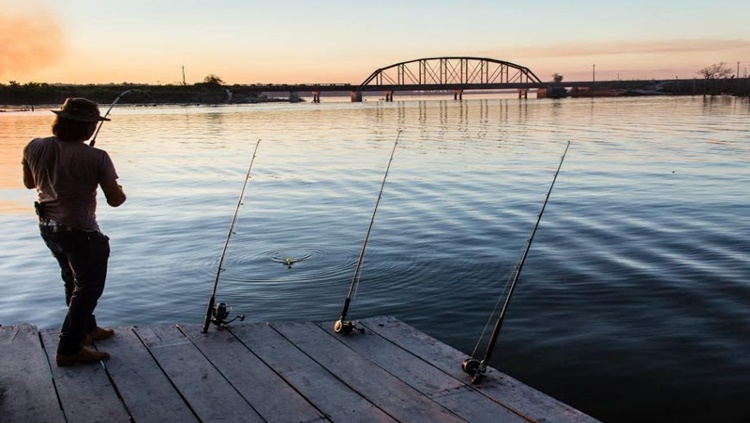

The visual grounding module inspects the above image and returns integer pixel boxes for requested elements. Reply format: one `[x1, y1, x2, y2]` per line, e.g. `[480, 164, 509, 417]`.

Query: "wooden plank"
[39, 329, 131, 423]
[178, 324, 326, 423]
[98, 326, 198, 423]
[229, 322, 397, 423]
[270, 321, 466, 423]
[430, 385, 530, 423]
[360, 316, 602, 423]
[315, 321, 465, 394]
[318, 322, 528, 423]
[133, 325, 264, 422]
[0, 324, 64, 423]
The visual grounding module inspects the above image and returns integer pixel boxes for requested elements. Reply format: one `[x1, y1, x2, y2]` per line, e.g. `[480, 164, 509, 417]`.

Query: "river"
[1, 94, 748, 422]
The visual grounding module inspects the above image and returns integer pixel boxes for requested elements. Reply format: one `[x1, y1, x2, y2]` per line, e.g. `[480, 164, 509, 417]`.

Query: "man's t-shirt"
[23, 136, 119, 232]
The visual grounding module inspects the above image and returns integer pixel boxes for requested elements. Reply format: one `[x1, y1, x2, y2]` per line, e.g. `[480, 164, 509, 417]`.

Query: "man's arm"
[22, 160, 36, 189]
[100, 178, 127, 207]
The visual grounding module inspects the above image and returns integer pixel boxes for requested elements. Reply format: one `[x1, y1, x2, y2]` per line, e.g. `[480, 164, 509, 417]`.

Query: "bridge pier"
[518, 89, 528, 99]
[385, 90, 394, 101]
[350, 91, 363, 102]
[312, 91, 320, 103]
[453, 89, 463, 100]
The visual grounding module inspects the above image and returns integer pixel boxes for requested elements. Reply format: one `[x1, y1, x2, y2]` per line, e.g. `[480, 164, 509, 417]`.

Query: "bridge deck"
[0, 316, 599, 423]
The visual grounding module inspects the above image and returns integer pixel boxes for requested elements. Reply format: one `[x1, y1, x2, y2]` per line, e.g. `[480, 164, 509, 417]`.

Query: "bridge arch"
[358, 56, 542, 89]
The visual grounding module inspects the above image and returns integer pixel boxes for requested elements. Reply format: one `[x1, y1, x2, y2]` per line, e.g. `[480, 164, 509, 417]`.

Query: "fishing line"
[90, 89, 156, 147]
[469, 269, 515, 358]
[334, 130, 402, 334]
[201, 140, 261, 333]
[462, 140, 571, 384]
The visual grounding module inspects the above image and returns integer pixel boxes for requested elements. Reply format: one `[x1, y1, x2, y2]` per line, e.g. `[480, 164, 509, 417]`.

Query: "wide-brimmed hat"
[51, 98, 110, 122]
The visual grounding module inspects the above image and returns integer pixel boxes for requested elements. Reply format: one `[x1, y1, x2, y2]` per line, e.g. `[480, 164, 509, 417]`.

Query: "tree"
[552, 73, 564, 83]
[202, 74, 224, 85]
[697, 62, 733, 79]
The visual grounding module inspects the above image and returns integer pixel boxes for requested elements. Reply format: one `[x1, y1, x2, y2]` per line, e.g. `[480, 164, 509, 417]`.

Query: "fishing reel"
[333, 319, 365, 334]
[461, 358, 486, 384]
[211, 302, 245, 330]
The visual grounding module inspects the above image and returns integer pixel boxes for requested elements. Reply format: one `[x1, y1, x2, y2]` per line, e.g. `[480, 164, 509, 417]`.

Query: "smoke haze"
[0, 4, 64, 80]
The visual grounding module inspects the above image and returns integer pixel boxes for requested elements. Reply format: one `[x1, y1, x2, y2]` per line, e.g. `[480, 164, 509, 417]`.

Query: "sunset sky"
[3, 0, 750, 85]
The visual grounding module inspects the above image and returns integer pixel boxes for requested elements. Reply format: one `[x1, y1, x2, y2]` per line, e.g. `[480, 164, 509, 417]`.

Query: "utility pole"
[182, 65, 187, 86]
[592, 64, 596, 82]
[737, 61, 741, 78]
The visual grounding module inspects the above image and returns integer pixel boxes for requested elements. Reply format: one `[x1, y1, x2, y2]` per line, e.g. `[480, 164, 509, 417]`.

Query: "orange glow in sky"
[2, 0, 750, 85]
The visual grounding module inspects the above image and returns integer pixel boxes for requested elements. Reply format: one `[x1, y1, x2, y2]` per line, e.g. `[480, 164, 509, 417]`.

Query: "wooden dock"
[0, 316, 600, 423]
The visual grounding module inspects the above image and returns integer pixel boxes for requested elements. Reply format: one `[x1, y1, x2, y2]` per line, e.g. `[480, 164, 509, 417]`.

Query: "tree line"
[0, 74, 262, 106]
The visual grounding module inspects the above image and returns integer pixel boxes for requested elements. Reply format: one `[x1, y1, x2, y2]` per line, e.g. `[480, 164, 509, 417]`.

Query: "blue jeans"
[40, 226, 110, 354]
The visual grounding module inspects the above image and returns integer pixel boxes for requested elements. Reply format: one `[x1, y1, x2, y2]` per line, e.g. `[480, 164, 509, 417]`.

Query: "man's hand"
[101, 179, 127, 207]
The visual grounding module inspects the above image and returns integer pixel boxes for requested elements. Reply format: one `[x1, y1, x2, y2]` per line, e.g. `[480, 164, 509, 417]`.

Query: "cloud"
[0, 3, 64, 80]
[505, 39, 750, 59]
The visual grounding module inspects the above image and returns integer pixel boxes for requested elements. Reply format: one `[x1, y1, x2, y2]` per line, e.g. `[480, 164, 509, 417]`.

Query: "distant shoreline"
[0, 82, 275, 107]
[2, 78, 748, 108]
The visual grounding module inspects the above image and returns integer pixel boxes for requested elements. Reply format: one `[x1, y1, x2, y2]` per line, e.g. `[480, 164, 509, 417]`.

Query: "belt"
[39, 218, 76, 232]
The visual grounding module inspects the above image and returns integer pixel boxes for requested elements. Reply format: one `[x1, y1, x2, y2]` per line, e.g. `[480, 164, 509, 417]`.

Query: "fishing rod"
[334, 130, 402, 334]
[90, 89, 155, 147]
[462, 140, 571, 384]
[201, 140, 261, 333]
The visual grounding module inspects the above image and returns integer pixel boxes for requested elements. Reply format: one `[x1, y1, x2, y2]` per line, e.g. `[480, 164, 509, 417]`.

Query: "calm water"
[1, 95, 748, 422]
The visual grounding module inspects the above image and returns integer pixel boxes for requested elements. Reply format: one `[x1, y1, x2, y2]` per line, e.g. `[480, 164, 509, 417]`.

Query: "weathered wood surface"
[39, 329, 131, 423]
[359, 316, 600, 423]
[229, 322, 395, 423]
[102, 326, 199, 423]
[0, 324, 64, 423]
[316, 320, 527, 423]
[0, 318, 601, 423]
[179, 324, 326, 423]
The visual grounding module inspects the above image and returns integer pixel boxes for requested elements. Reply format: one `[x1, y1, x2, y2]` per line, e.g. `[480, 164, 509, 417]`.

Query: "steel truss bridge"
[231, 56, 659, 102]
[356, 56, 542, 99]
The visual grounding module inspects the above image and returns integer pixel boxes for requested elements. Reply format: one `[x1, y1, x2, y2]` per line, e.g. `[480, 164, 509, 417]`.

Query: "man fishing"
[22, 98, 127, 366]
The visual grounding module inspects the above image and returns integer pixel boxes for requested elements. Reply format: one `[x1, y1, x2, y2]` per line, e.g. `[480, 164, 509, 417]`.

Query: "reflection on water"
[1, 96, 749, 423]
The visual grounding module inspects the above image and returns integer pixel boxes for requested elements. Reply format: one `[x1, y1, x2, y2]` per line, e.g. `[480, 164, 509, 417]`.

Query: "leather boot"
[83, 327, 115, 346]
[56, 347, 111, 367]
